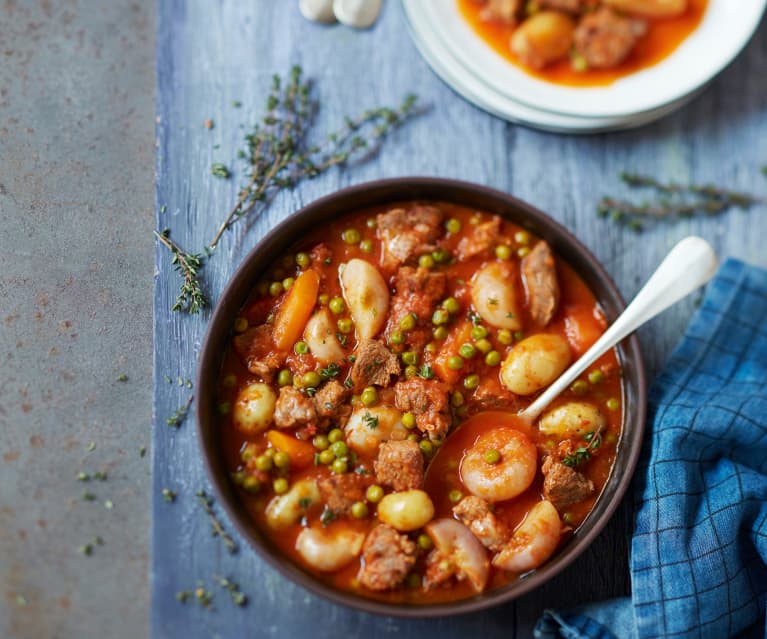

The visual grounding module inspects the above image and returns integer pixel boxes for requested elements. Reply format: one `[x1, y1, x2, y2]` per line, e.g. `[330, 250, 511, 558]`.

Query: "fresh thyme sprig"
[562, 431, 602, 468]
[196, 489, 238, 554]
[166, 394, 194, 428]
[209, 65, 425, 249]
[154, 230, 208, 313]
[598, 171, 766, 231]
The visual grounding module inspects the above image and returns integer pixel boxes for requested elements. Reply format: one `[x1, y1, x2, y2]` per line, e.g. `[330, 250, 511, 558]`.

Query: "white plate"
[404, 0, 766, 119]
[405, 0, 704, 133]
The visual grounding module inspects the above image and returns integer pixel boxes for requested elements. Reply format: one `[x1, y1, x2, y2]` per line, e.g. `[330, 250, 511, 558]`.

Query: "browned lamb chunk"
[349, 340, 401, 390]
[541, 455, 595, 511]
[479, 0, 522, 23]
[376, 205, 444, 271]
[232, 325, 284, 381]
[522, 240, 560, 326]
[468, 377, 519, 414]
[312, 380, 351, 424]
[357, 524, 417, 591]
[374, 440, 424, 491]
[539, 0, 590, 12]
[385, 266, 447, 350]
[574, 7, 647, 69]
[453, 496, 510, 552]
[273, 386, 317, 429]
[394, 378, 451, 441]
[456, 216, 502, 260]
[318, 473, 370, 515]
[423, 549, 457, 590]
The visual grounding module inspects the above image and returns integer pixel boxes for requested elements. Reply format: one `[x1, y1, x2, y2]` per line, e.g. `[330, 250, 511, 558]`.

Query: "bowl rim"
[196, 176, 647, 618]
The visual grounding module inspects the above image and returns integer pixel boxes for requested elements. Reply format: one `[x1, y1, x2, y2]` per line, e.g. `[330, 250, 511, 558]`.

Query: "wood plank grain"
[153, 1, 767, 636]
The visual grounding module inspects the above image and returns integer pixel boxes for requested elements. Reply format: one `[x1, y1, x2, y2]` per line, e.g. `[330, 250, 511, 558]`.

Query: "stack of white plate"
[403, 0, 766, 134]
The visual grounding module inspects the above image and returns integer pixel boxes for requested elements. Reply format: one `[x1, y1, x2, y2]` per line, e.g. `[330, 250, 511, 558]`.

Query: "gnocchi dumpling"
[471, 263, 523, 330]
[500, 333, 571, 395]
[265, 479, 321, 530]
[340, 258, 389, 340]
[425, 518, 489, 593]
[232, 382, 277, 435]
[344, 406, 408, 456]
[304, 308, 346, 364]
[510, 11, 576, 70]
[295, 527, 365, 572]
[377, 490, 435, 532]
[538, 401, 606, 438]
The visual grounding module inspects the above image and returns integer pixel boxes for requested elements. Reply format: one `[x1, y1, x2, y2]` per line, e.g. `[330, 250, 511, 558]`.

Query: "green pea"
[318, 293, 329, 306]
[513, 331, 525, 341]
[241, 446, 256, 462]
[588, 369, 605, 384]
[402, 412, 416, 429]
[485, 351, 501, 366]
[432, 249, 450, 264]
[447, 356, 464, 370]
[360, 386, 378, 406]
[360, 239, 374, 254]
[401, 351, 418, 366]
[425, 341, 437, 353]
[328, 428, 344, 443]
[263, 448, 276, 458]
[269, 281, 283, 297]
[318, 449, 335, 465]
[389, 330, 404, 345]
[366, 484, 384, 503]
[407, 433, 419, 442]
[471, 325, 489, 340]
[242, 476, 261, 494]
[484, 449, 501, 464]
[464, 374, 480, 390]
[273, 478, 289, 494]
[217, 401, 231, 415]
[329, 296, 346, 315]
[331, 459, 348, 474]
[277, 369, 293, 387]
[459, 343, 476, 359]
[432, 309, 450, 326]
[312, 434, 330, 450]
[273, 451, 290, 469]
[606, 398, 620, 411]
[230, 470, 246, 486]
[302, 371, 321, 388]
[433, 326, 448, 340]
[563, 512, 575, 525]
[445, 218, 461, 234]
[222, 374, 237, 388]
[417, 533, 433, 550]
[400, 313, 417, 331]
[282, 277, 295, 291]
[495, 245, 512, 260]
[442, 297, 460, 314]
[233, 317, 249, 333]
[366, 217, 376, 229]
[294, 341, 309, 355]
[254, 455, 273, 472]
[337, 318, 353, 334]
[450, 391, 464, 408]
[570, 380, 589, 395]
[330, 441, 348, 458]
[296, 252, 311, 268]
[419, 440, 434, 456]
[448, 489, 463, 503]
[474, 338, 492, 354]
[514, 230, 531, 245]
[497, 329, 512, 345]
[418, 254, 435, 269]
[342, 228, 361, 244]
[404, 365, 418, 379]
[517, 247, 530, 258]
[351, 501, 369, 519]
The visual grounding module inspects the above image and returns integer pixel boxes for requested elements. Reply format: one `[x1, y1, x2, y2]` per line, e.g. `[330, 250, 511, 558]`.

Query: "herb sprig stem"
[154, 231, 208, 313]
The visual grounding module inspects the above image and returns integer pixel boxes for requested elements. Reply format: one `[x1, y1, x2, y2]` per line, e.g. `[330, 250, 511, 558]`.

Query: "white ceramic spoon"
[520, 236, 718, 423]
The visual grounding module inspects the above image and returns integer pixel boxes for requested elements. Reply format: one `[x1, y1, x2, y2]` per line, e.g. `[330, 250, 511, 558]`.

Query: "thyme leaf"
[196, 490, 238, 554]
[154, 230, 208, 314]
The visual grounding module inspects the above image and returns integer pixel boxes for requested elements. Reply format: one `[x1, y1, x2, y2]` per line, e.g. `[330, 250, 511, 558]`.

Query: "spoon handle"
[520, 236, 718, 423]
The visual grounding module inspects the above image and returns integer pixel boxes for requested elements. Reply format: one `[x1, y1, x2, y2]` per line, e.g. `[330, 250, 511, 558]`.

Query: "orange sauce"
[457, 0, 709, 86]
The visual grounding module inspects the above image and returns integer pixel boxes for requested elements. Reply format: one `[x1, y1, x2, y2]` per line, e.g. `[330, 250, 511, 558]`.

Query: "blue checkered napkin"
[535, 259, 767, 639]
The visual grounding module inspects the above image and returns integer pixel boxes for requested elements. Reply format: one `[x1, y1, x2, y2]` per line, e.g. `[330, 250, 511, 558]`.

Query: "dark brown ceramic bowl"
[196, 177, 646, 617]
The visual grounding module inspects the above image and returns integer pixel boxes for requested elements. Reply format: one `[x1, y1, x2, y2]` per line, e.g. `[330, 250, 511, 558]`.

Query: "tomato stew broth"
[458, 0, 708, 87]
[217, 202, 623, 604]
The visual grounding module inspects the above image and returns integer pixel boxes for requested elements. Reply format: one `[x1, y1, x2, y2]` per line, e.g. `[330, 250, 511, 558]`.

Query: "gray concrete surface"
[0, 1, 154, 637]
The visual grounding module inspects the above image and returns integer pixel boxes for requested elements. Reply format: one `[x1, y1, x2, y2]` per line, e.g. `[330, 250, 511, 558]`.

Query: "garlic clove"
[333, 0, 383, 29]
[300, 0, 337, 24]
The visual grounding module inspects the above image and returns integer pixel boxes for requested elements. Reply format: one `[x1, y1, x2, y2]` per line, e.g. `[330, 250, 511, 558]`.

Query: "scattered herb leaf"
[196, 490, 238, 554]
[166, 395, 194, 428]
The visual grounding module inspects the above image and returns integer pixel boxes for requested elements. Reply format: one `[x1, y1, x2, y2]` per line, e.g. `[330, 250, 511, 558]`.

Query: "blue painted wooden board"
[153, 2, 767, 637]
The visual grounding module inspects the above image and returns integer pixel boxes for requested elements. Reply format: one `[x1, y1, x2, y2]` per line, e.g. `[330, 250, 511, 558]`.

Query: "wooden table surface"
[152, 2, 767, 637]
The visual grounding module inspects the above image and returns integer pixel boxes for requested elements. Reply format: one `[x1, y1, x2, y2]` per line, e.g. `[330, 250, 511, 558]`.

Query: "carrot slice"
[272, 269, 320, 351]
[433, 320, 474, 384]
[266, 430, 316, 469]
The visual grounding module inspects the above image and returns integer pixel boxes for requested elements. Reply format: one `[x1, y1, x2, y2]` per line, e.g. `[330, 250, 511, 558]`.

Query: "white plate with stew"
[403, 0, 766, 119]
